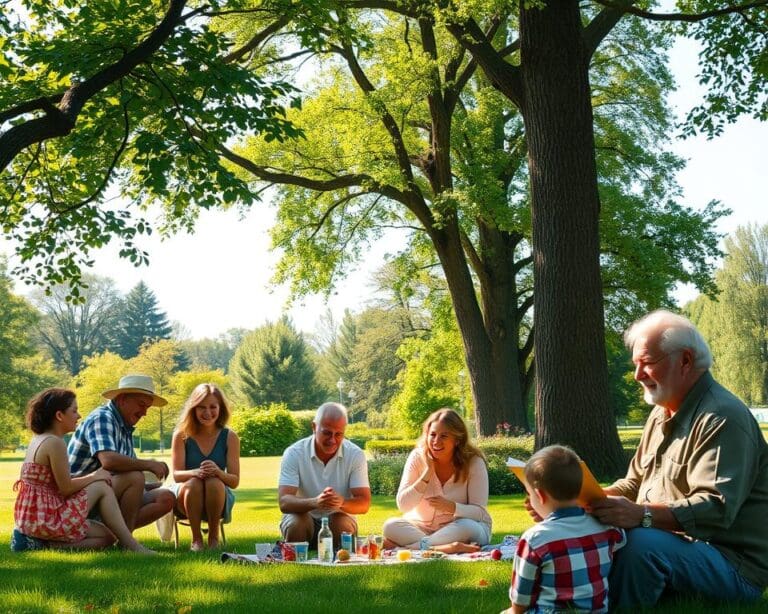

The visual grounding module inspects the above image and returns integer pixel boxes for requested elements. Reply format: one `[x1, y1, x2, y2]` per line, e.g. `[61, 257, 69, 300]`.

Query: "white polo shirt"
[279, 435, 369, 518]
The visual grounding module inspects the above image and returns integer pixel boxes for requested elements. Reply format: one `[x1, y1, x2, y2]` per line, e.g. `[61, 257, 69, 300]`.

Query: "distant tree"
[392, 325, 467, 437]
[129, 339, 180, 449]
[32, 275, 122, 375]
[0, 259, 63, 446]
[71, 351, 131, 417]
[113, 282, 172, 359]
[346, 307, 418, 426]
[228, 318, 325, 410]
[164, 369, 229, 419]
[178, 335, 238, 373]
[687, 224, 768, 406]
[326, 309, 358, 392]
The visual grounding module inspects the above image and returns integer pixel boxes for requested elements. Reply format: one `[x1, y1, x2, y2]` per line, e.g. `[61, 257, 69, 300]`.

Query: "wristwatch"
[641, 506, 653, 528]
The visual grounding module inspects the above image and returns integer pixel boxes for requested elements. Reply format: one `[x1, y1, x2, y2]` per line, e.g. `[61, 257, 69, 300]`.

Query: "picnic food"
[420, 549, 446, 559]
[397, 550, 412, 561]
[490, 548, 502, 560]
[337, 549, 351, 562]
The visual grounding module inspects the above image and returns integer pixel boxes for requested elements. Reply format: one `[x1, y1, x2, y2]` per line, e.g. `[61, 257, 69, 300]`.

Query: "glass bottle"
[317, 516, 333, 563]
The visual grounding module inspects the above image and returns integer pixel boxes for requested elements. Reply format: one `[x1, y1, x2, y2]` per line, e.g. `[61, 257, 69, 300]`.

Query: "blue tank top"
[184, 428, 229, 470]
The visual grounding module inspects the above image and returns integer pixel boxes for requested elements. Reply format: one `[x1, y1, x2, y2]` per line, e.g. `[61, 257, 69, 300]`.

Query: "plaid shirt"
[68, 401, 136, 476]
[509, 507, 626, 613]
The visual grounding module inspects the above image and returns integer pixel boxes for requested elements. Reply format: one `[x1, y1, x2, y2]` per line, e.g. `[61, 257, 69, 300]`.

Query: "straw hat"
[102, 374, 168, 407]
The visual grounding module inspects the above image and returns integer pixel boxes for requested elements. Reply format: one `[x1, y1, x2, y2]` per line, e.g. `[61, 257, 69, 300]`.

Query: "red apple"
[490, 548, 502, 560]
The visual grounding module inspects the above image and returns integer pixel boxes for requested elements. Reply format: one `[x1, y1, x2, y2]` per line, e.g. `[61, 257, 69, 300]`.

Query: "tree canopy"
[1, 0, 301, 290]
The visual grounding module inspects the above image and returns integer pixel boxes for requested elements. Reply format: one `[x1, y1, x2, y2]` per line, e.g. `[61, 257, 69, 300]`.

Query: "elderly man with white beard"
[590, 310, 768, 609]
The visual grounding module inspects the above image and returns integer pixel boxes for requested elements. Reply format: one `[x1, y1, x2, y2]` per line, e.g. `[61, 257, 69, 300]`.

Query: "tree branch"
[593, 0, 768, 22]
[0, 0, 187, 173]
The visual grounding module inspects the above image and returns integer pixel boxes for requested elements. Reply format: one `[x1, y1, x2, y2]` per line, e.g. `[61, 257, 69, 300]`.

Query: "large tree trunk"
[478, 224, 530, 431]
[519, 0, 625, 476]
[431, 221, 529, 435]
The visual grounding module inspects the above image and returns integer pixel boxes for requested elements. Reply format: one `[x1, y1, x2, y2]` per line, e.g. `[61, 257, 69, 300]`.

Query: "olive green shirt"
[610, 371, 768, 589]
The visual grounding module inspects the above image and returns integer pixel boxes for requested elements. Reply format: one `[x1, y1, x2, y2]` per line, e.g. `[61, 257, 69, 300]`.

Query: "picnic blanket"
[220, 537, 518, 566]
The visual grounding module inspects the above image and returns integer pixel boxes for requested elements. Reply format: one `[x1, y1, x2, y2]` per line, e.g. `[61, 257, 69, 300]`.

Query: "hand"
[426, 496, 456, 514]
[421, 447, 435, 473]
[198, 460, 219, 479]
[92, 469, 112, 486]
[150, 460, 169, 481]
[524, 496, 542, 522]
[316, 487, 343, 512]
[589, 495, 644, 528]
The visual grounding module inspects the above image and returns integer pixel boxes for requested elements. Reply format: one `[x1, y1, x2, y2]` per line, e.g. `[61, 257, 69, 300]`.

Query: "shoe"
[10, 528, 46, 552]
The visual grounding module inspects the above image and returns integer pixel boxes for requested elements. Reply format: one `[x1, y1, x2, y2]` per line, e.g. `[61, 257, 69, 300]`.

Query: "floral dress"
[13, 439, 89, 542]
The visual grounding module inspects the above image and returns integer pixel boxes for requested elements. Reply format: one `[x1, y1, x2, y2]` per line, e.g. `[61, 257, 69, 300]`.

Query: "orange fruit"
[337, 549, 350, 562]
[397, 549, 412, 561]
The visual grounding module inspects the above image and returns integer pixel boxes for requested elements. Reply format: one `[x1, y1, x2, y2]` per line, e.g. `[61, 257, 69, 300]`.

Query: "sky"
[3, 37, 767, 340]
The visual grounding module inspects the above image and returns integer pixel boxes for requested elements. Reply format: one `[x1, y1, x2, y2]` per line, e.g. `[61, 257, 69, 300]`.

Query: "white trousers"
[382, 516, 491, 548]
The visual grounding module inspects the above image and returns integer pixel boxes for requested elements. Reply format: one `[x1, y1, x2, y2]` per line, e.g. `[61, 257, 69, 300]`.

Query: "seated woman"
[12, 388, 154, 553]
[170, 383, 240, 551]
[383, 408, 492, 554]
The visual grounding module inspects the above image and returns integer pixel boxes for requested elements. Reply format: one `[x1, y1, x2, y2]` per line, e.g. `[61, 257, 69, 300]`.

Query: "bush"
[231, 406, 299, 456]
[476, 435, 535, 460]
[368, 454, 407, 495]
[486, 455, 526, 495]
[367, 440, 415, 458]
[292, 410, 315, 438]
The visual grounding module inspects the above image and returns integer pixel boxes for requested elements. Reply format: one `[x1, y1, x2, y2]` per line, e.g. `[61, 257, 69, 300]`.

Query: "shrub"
[476, 435, 535, 460]
[368, 454, 407, 495]
[486, 455, 526, 495]
[367, 440, 415, 458]
[292, 410, 315, 438]
[231, 406, 299, 456]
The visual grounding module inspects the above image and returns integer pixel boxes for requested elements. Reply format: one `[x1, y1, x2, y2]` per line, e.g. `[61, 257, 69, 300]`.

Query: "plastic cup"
[355, 536, 367, 556]
[290, 541, 308, 562]
[368, 534, 382, 560]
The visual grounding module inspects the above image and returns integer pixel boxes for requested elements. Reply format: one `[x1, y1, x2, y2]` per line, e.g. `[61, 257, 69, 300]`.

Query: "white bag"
[156, 509, 175, 542]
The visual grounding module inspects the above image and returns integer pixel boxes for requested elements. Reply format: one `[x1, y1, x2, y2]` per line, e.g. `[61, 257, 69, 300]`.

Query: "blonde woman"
[382, 408, 491, 554]
[170, 384, 240, 551]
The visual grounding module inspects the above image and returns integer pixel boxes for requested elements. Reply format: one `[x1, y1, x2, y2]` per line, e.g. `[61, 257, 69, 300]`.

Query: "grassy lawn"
[1, 453, 766, 613]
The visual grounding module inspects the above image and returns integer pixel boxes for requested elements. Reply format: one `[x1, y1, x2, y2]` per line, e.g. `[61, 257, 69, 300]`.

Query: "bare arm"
[44, 438, 110, 497]
[200, 430, 241, 489]
[340, 486, 371, 515]
[279, 484, 322, 514]
[96, 450, 168, 481]
[171, 430, 196, 483]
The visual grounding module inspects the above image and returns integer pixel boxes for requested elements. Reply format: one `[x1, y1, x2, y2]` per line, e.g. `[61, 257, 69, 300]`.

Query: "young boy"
[505, 445, 625, 613]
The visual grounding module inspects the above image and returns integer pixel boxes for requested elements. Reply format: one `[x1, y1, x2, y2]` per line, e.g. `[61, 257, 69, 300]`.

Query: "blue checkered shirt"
[68, 401, 136, 475]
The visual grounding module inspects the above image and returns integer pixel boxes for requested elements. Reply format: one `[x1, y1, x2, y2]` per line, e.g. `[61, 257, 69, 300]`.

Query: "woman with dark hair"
[170, 383, 240, 551]
[382, 408, 492, 554]
[12, 388, 154, 553]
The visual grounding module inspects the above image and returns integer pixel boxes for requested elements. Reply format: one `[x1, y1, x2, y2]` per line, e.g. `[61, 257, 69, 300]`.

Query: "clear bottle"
[317, 516, 333, 563]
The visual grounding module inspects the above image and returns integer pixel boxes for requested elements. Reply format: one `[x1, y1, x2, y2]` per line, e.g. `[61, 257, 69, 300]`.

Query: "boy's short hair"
[524, 444, 583, 501]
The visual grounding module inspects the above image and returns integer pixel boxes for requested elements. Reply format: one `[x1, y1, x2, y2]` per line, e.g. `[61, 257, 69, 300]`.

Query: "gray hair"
[624, 309, 712, 370]
[314, 402, 348, 424]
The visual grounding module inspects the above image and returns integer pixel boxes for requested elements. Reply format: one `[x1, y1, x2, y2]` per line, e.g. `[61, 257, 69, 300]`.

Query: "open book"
[506, 457, 606, 507]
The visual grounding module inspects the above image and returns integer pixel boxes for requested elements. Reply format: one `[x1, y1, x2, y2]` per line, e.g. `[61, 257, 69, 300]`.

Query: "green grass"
[1, 454, 765, 613]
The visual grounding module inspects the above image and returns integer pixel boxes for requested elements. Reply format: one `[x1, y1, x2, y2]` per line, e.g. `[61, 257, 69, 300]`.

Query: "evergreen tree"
[228, 317, 325, 410]
[113, 282, 172, 359]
